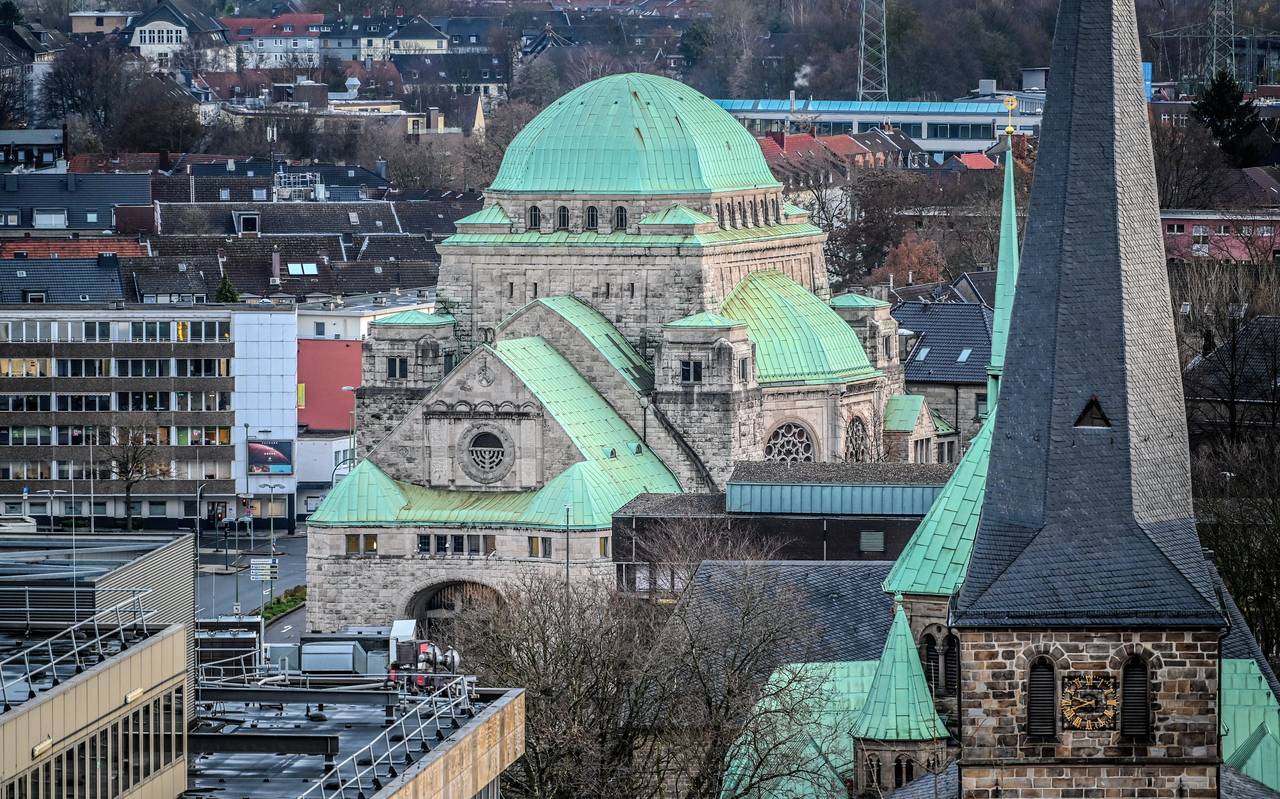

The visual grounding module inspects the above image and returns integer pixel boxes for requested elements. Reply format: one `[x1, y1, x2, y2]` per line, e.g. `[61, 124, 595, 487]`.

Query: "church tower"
[952, 0, 1226, 796]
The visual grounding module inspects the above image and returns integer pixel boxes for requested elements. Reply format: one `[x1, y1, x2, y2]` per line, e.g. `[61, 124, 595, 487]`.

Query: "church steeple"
[955, 0, 1223, 628]
[986, 123, 1020, 404]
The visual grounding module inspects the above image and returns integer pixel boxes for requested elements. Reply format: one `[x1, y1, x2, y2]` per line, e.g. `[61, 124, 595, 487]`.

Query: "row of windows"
[1, 687, 183, 799]
[136, 26, 184, 45]
[4, 497, 242, 517]
[0, 319, 231, 343]
[1166, 222, 1276, 238]
[926, 122, 997, 140]
[343, 534, 613, 559]
[528, 204, 628, 233]
[0, 456, 233, 481]
[864, 752, 937, 790]
[714, 195, 781, 230]
[0, 392, 233, 413]
[676, 358, 753, 385]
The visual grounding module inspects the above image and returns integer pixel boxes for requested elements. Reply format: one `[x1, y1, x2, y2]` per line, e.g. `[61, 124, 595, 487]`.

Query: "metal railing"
[297, 675, 473, 799]
[0, 587, 154, 713]
[199, 648, 270, 685]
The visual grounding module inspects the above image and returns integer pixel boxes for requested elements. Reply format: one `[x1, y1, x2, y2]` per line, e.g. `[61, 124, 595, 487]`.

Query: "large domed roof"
[489, 73, 781, 196]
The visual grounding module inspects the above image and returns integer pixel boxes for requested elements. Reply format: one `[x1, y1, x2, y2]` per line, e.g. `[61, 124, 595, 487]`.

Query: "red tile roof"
[818, 134, 871, 157]
[0, 239, 148, 258]
[220, 13, 325, 40]
[953, 152, 997, 170]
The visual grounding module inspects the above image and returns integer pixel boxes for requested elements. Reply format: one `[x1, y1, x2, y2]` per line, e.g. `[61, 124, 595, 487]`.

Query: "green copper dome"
[489, 73, 782, 196]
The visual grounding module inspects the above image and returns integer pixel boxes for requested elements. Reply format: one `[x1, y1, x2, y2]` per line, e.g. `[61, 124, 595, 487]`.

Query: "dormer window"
[33, 208, 66, 229]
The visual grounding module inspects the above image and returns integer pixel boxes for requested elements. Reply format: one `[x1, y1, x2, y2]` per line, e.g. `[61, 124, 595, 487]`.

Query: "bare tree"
[107, 427, 171, 531]
[1151, 120, 1233, 209]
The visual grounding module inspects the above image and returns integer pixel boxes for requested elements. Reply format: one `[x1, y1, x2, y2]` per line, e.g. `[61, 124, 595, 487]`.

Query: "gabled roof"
[369, 309, 454, 327]
[0, 258, 124, 303]
[945, 152, 997, 171]
[720, 270, 878, 387]
[219, 13, 324, 39]
[851, 602, 948, 741]
[639, 204, 715, 226]
[386, 17, 447, 40]
[883, 394, 925, 433]
[951, 270, 997, 307]
[519, 295, 653, 393]
[830, 291, 889, 309]
[664, 311, 744, 328]
[454, 204, 511, 226]
[893, 302, 993, 385]
[1222, 657, 1280, 791]
[1185, 316, 1280, 404]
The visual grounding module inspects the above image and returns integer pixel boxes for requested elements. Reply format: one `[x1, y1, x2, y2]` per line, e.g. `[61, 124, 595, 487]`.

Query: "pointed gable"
[955, 0, 1223, 628]
[851, 601, 948, 742]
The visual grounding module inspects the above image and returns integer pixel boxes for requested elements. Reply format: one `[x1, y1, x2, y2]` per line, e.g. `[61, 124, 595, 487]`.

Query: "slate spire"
[954, 0, 1223, 627]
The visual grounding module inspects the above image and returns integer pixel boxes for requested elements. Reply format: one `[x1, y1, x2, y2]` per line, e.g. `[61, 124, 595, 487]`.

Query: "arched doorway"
[405, 581, 501, 637]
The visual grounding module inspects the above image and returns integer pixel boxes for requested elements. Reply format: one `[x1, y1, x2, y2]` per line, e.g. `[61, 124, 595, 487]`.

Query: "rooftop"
[893, 301, 994, 385]
[729, 461, 954, 486]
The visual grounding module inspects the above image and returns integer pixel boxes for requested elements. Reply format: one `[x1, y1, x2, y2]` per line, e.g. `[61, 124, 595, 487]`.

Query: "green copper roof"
[782, 202, 809, 216]
[454, 204, 512, 226]
[883, 394, 925, 432]
[309, 337, 679, 529]
[370, 310, 456, 327]
[722, 661, 879, 798]
[1222, 658, 1280, 791]
[931, 409, 956, 435]
[489, 73, 781, 196]
[884, 408, 995, 596]
[640, 204, 716, 226]
[987, 134, 1021, 400]
[439, 220, 824, 249]
[851, 602, 949, 742]
[830, 292, 890, 309]
[665, 311, 745, 329]
[720, 270, 878, 386]
[526, 295, 654, 392]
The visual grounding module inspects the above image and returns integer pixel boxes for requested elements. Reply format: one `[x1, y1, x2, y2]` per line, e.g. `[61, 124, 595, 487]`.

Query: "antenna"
[857, 0, 889, 101]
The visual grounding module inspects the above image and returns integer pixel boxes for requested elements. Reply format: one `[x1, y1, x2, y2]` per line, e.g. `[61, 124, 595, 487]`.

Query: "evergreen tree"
[1192, 71, 1265, 167]
[214, 275, 239, 303]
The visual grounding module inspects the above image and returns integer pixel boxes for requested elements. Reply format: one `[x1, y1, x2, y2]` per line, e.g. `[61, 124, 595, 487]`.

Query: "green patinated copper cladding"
[521, 295, 654, 392]
[1222, 658, 1280, 790]
[719, 270, 878, 386]
[454, 205, 512, 226]
[722, 660, 879, 798]
[309, 336, 679, 529]
[438, 220, 825, 249]
[664, 311, 745, 329]
[369, 310, 456, 327]
[489, 73, 781, 196]
[782, 202, 810, 217]
[883, 394, 925, 432]
[930, 409, 956, 436]
[987, 134, 1021, 401]
[640, 204, 716, 226]
[830, 292, 890, 309]
[851, 602, 949, 741]
[883, 408, 995, 596]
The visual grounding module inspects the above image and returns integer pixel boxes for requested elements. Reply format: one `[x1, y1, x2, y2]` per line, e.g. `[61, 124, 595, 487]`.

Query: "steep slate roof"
[954, 0, 1223, 628]
[893, 302, 993, 385]
[516, 295, 654, 392]
[1184, 316, 1280, 403]
[720, 270, 878, 387]
[120, 257, 221, 301]
[393, 198, 485, 237]
[1223, 768, 1280, 799]
[0, 258, 124, 303]
[851, 602, 948, 741]
[311, 337, 679, 529]
[155, 202, 402, 235]
[490, 73, 781, 196]
[893, 762, 959, 799]
[951, 270, 997, 307]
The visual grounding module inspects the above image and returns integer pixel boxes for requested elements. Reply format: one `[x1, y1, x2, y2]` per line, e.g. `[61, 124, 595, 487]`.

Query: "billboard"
[248, 439, 294, 475]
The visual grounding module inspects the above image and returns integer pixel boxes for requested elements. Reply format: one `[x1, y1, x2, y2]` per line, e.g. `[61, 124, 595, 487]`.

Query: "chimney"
[788, 89, 796, 115]
[271, 245, 282, 283]
[216, 247, 227, 273]
[65, 172, 76, 192]
[374, 158, 388, 179]
[97, 253, 119, 270]
[158, 149, 171, 172]
[362, 6, 371, 17]
[978, 78, 997, 96]
[226, 159, 236, 172]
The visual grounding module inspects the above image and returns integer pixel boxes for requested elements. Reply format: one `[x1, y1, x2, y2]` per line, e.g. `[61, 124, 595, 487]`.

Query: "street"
[195, 525, 308, 618]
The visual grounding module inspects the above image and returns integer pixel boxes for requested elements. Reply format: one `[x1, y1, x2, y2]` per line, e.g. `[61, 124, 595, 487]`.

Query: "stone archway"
[405, 580, 502, 637]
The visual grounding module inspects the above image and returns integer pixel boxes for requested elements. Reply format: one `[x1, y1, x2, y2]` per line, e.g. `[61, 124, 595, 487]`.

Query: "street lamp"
[262, 482, 286, 603]
[340, 386, 358, 462]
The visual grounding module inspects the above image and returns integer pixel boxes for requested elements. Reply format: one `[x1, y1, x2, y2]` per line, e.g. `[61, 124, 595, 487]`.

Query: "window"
[864, 755, 881, 790]
[679, 360, 703, 384]
[527, 205, 541, 230]
[922, 634, 939, 692]
[915, 346, 930, 361]
[148, 501, 166, 517]
[764, 422, 815, 462]
[614, 205, 627, 231]
[418, 534, 431, 554]
[219, 188, 231, 201]
[860, 529, 885, 553]
[468, 432, 505, 474]
[894, 756, 914, 788]
[739, 358, 749, 382]
[33, 208, 67, 228]
[585, 205, 598, 230]
[345, 534, 361, 554]
[598, 536, 610, 558]
[287, 262, 318, 275]
[944, 634, 960, 695]
[314, 321, 326, 337]
[387, 357, 409, 380]
[253, 188, 268, 201]
[957, 348, 972, 362]
[1216, 224, 1231, 235]
[1120, 658, 1150, 738]
[556, 205, 569, 230]
[86, 210, 98, 224]
[363, 534, 378, 554]
[976, 392, 989, 417]
[528, 536, 553, 558]
[1192, 225, 1209, 245]
[1027, 658, 1057, 739]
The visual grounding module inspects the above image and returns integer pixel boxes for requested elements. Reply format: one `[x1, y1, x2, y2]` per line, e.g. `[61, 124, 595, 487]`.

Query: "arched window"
[613, 205, 627, 232]
[894, 755, 914, 788]
[585, 206, 598, 231]
[864, 754, 881, 790]
[845, 416, 871, 462]
[1121, 657, 1151, 738]
[527, 205, 541, 231]
[1027, 658, 1056, 739]
[944, 634, 960, 696]
[921, 634, 939, 693]
[751, 199, 759, 226]
[764, 422, 815, 463]
[556, 205, 569, 230]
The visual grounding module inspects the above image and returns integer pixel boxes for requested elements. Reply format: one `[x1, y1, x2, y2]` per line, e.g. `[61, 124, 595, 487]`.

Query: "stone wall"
[355, 386, 429, 459]
[958, 628, 1219, 797]
[912, 382, 986, 444]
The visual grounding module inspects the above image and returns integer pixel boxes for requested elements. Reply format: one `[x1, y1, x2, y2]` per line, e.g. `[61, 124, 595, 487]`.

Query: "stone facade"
[958, 628, 1220, 798]
[912, 381, 986, 445]
[854, 739, 951, 797]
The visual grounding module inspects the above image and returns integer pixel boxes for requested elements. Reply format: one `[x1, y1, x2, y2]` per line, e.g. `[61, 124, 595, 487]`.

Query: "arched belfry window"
[944, 634, 960, 696]
[614, 205, 627, 232]
[921, 634, 939, 693]
[556, 205, 569, 230]
[1121, 657, 1151, 738]
[527, 205, 541, 231]
[894, 755, 914, 788]
[1027, 658, 1056, 739]
[585, 206, 598, 230]
[864, 754, 881, 790]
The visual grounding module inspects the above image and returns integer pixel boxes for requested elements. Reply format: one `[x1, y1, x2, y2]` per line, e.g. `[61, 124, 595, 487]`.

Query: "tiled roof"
[220, 13, 325, 39]
[354, 234, 437, 261]
[613, 492, 726, 517]
[664, 311, 744, 328]
[394, 198, 485, 237]
[369, 309, 454, 327]
[0, 257, 124, 303]
[892, 302, 993, 385]
[311, 337, 679, 529]
[120, 257, 221, 301]
[0, 173, 150, 230]
[891, 281, 964, 304]
[155, 202, 402, 235]
[1224, 768, 1280, 799]
[951, 270, 997, 306]
[1185, 316, 1280, 404]
[883, 409, 994, 596]
[520, 296, 654, 393]
[817, 134, 871, 157]
[490, 73, 781, 196]
[729, 461, 954, 486]
[883, 394, 925, 432]
[851, 602, 949, 741]
[893, 762, 958, 799]
[0, 239, 147, 258]
[948, 152, 997, 170]
[70, 153, 166, 173]
[720, 270, 878, 387]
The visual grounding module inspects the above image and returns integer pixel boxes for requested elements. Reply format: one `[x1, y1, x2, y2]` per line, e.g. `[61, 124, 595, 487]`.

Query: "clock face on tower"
[1060, 673, 1118, 731]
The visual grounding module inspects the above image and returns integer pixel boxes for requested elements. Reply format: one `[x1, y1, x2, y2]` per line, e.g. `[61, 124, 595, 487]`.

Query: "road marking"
[280, 625, 293, 632]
